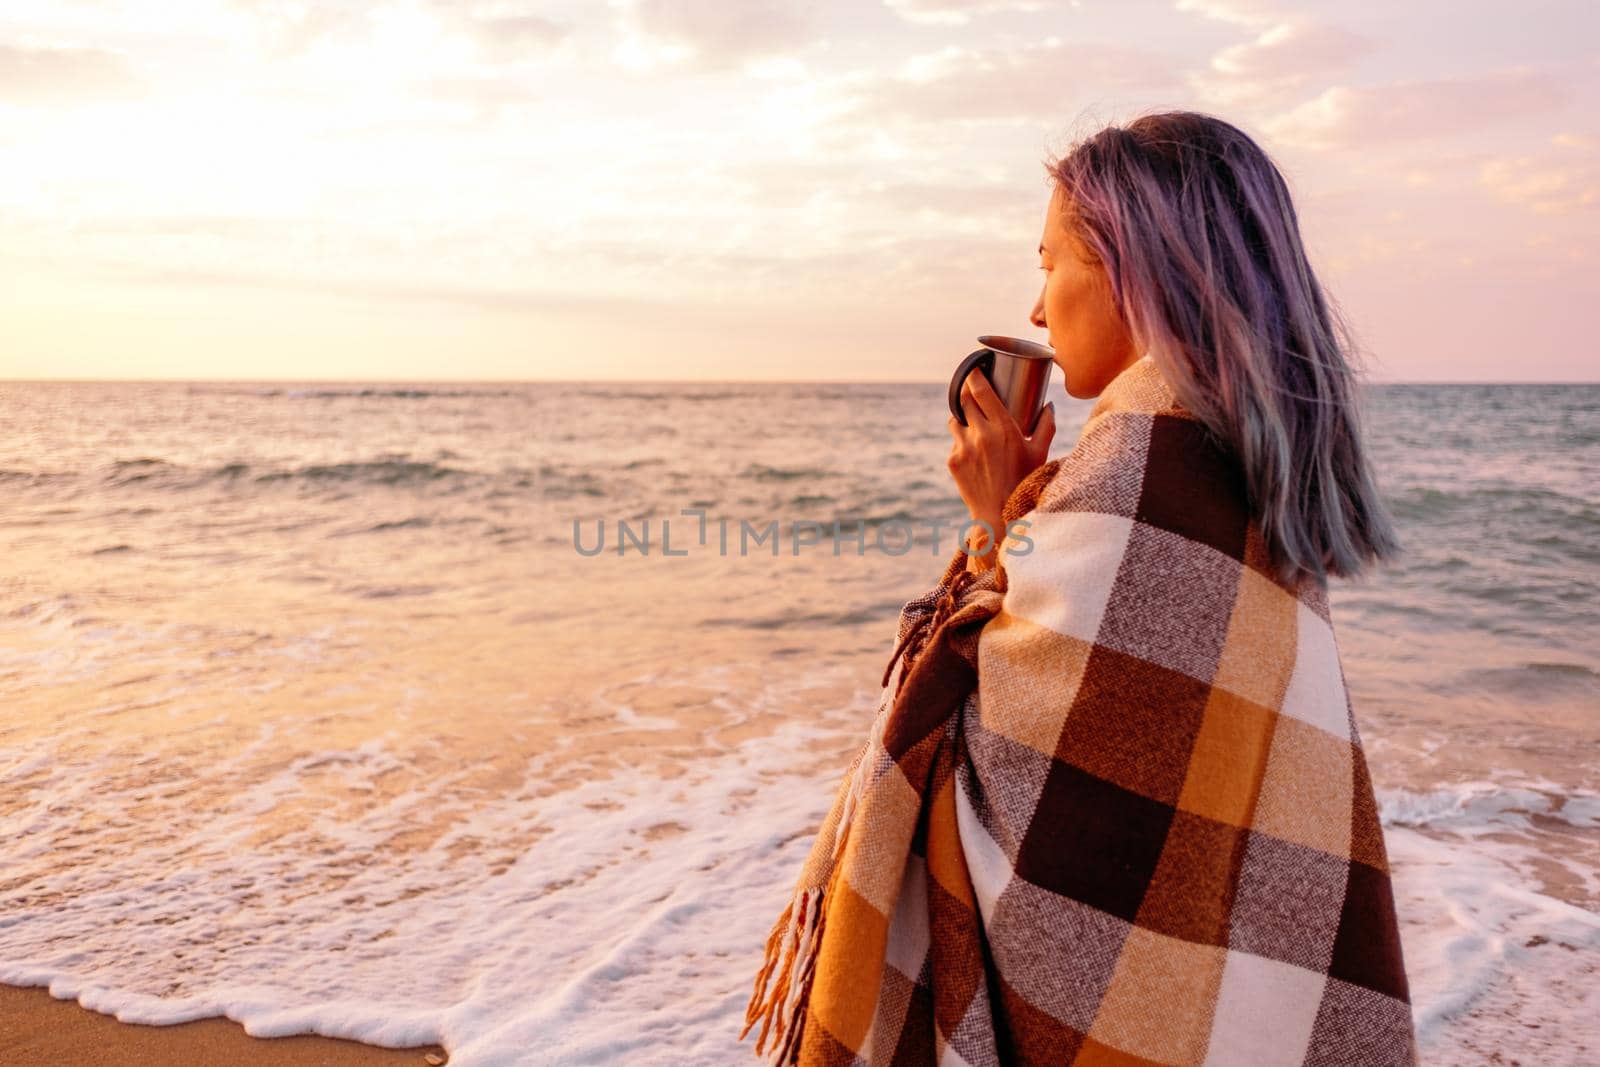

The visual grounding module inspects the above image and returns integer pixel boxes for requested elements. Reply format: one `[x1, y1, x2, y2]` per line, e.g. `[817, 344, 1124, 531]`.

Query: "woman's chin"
[1056, 356, 1128, 400]
[1058, 372, 1097, 400]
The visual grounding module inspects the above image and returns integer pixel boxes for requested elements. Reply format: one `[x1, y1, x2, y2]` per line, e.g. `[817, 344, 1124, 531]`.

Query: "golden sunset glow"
[2, 0, 1596, 381]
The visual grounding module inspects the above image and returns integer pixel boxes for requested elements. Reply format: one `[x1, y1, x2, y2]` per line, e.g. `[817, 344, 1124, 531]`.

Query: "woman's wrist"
[963, 513, 1003, 572]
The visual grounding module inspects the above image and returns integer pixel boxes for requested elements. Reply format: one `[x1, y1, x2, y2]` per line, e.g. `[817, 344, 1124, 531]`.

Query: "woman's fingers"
[956, 376, 985, 427]
[1028, 401, 1057, 452]
[963, 371, 1013, 430]
[947, 391, 1054, 527]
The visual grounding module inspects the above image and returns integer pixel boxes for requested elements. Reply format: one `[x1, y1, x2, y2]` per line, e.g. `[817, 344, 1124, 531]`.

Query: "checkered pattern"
[740, 355, 1416, 1066]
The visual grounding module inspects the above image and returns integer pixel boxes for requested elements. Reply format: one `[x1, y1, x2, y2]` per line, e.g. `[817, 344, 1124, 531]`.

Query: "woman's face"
[1030, 186, 1140, 399]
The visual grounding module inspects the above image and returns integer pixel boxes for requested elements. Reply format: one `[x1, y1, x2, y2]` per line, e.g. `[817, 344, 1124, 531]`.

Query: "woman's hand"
[947, 371, 1055, 569]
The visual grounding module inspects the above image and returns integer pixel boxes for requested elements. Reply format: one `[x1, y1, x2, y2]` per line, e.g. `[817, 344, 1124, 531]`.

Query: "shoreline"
[0, 983, 448, 1065]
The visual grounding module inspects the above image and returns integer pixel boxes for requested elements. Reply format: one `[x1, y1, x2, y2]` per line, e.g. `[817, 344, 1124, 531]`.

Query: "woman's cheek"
[1049, 287, 1075, 350]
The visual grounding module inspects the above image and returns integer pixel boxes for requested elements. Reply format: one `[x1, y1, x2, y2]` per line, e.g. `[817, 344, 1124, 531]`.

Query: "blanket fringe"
[740, 875, 828, 1064]
[881, 568, 977, 698]
[742, 791, 861, 1065]
[740, 888, 802, 1055]
[777, 860, 838, 1064]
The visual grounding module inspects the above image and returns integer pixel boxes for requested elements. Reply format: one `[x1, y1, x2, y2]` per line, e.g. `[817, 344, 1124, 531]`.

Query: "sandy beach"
[0, 984, 448, 1066]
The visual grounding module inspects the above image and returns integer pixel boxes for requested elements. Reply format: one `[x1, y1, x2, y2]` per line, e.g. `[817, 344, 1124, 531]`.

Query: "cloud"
[229, 0, 374, 56]
[75, 257, 635, 314]
[229, 1, 569, 63]
[717, 159, 1041, 228]
[1553, 131, 1600, 152]
[1479, 134, 1600, 215]
[1182, 3, 1377, 111]
[1263, 68, 1572, 152]
[831, 38, 1183, 124]
[1209, 20, 1373, 81]
[449, 9, 570, 63]
[882, 0, 1064, 26]
[0, 42, 142, 103]
[608, 0, 809, 73]
[1173, 0, 1280, 27]
[855, 178, 1039, 219]
[1367, 147, 1500, 190]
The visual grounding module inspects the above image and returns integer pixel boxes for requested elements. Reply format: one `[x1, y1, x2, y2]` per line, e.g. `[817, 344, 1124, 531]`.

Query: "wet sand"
[0, 983, 448, 1066]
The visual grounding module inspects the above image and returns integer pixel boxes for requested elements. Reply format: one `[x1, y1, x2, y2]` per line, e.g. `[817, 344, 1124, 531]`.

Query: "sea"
[1, 378, 1596, 1065]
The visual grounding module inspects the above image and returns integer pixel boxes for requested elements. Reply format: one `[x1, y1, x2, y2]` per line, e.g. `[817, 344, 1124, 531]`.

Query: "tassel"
[742, 889, 803, 1051]
[880, 621, 925, 693]
[772, 857, 844, 1065]
[775, 891, 820, 1050]
[741, 881, 833, 1060]
[743, 776, 865, 1062]
[880, 569, 977, 698]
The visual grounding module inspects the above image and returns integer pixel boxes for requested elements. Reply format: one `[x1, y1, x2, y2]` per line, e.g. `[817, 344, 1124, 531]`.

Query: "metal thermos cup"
[948, 335, 1055, 435]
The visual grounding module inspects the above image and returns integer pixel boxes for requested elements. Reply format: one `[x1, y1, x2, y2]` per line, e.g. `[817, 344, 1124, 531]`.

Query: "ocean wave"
[1380, 781, 1600, 833]
[538, 480, 606, 499]
[14, 456, 627, 505]
[5, 594, 102, 628]
[741, 463, 832, 482]
[573, 388, 748, 402]
[1452, 661, 1600, 701]
[672, 390, 749, 402]
[573, 389, 673, 402]
[340, 583, 439, 599]
[254, 459, 467, 486]
[700, 601, 908, 630]
[795, 387, 881, 402]
[851, 509, 923, 526]
[0, 468, 75, 485]
[321, 516, 438, 538]
[365, 517, 433, 533]
[323, 515, 498, 538]
[106, 457, 177, 487]
[229, 387, 519, 399]
[1389, 484, 1598, 525]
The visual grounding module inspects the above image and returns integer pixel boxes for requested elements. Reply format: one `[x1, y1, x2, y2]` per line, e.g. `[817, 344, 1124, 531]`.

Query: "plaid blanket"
[739, 355, 1416, 1066]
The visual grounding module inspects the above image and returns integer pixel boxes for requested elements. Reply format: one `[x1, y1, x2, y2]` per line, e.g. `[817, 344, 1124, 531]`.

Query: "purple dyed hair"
[1045, 110, 1400, 584]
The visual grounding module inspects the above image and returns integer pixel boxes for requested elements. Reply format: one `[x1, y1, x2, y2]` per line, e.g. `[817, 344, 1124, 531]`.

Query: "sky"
[1, 0, 1596, 382]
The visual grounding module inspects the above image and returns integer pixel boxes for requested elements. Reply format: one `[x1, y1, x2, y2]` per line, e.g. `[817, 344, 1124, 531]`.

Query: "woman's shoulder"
[1024, 354, 1306, 600]
[1040, 358, 1242, 518]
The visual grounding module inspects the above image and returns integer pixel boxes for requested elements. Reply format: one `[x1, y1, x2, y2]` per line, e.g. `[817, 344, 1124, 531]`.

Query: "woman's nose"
[1029, 291, 1046, 329]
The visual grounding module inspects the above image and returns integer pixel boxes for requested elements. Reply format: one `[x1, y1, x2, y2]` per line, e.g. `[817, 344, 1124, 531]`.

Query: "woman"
[741, 110, 1415, 1067]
